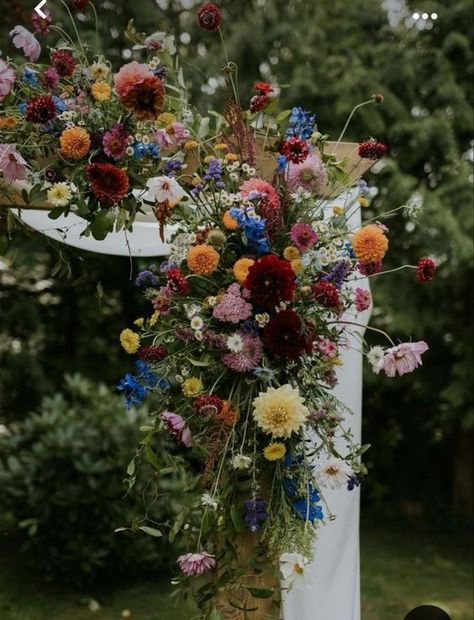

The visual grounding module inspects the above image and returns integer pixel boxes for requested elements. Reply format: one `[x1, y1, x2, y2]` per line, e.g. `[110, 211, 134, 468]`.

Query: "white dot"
[413, 12, 420, 19]
[431, 12, 438, 19]
[422, 12, 429, 19]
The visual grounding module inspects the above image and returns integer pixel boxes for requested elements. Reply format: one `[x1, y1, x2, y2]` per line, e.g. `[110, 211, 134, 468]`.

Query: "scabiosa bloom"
[137, 345, 167, 363]
[312, 280, 340, 308]
[222, 333, 263, 372]
[196, 2, 223, 31]
[50, 50, 76, 77]
[373, 341, 429, 377]
[290, 222, 318, 252]
[135, 269, 159, 287]
[161, 411, 193, 448]
[31, 8, 52, 35]
[358, 138, 387, 160]
[0, 59, 16, 102]
[280, 137, 309, 164]
[213, 283, 253, 323]
[240, 177, 282, 235]
[0, 144, 28, 182]
[26, 95, 56, 123]
[287, 153, 328, 195]
[244, 498, 267, 532]
[102, 122, 129, 160]
[10, 26, 41, 62]
[43, 67, 60, 91]
[354, 288, 372, 312]
[263, 310, 314, 361]
[166, 268, 189, 296]
[193, 394, 224, 417]
[86, 162, 130, 206]
[416, 257, 436, 283]
[177, 551, 216, 576]
[250, 94, 269, 113]
[357, 259, 383, 276]
[244, 254, 296, 309]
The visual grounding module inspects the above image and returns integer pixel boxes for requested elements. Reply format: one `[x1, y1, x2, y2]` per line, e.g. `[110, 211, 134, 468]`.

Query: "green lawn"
[0, 526, 472, 620]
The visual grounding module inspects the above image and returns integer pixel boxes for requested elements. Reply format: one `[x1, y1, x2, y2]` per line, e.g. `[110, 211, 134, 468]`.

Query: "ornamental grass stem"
[331, 99, 375, 153]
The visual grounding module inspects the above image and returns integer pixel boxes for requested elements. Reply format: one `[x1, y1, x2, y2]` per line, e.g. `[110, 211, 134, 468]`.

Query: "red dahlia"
[137, 345, 167, 363]
[416, 257, 436, 283]
[26, 96, 56, 123]
[193, 395, 224, 417]
[312, 281, 340, 307]
[120, 75, 164, 120]
[166, 268, 189, 295]
[357, 260, 383, 276]
[281, 137, 309, 164]
[244, 254, 296, 309]
[254, 81, 273, 95]
[358, 138, 387, 160]
[197, 2, 222, 31]
[85, 163, 130, 206]
[263, 309, 314, 360]
[250, 94, 269, 113]
[50, 50, 76, 77]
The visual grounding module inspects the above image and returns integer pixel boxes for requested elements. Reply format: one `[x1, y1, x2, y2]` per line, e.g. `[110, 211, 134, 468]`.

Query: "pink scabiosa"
[222, 334, 263, 372]
[0, 59, 16, 102]
[197, 2, 223, 31]
[31, 8, 52, 35]
[287, 153, 328, 195]
[357, 260, 383, 276]
[10, 26, 41, 62]
[416, 257, 436, 283]
[280, 137, 309, 164]
[354, 287, 372, 312]
[0, 144, 28, 182]
[102, 123, 130, 160]
[161, 411, 193, 448]
[177, 551, 216, 576]
[373, 341, 429, 377]
[358, 138, 387, 160]
[290, 222, 318, 252]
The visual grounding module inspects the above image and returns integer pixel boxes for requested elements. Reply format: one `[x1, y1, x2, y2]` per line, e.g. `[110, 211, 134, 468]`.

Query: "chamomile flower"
[232, 454, 252, 470]
[226, 333, 244, 353]
[47, 182, 72, 207]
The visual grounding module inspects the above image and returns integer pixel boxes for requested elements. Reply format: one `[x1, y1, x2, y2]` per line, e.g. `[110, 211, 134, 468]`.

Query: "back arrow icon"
[34, 0, 47, 18]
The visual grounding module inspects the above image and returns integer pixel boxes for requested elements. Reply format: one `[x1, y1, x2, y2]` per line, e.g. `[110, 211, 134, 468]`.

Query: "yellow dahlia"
[59, 126, 91, 160]
[91, 80, 112, 102]
[252, 385, 309, 438]
[352, 224, 388, 263]
[187, 244, 220, 275]
[283, 246, 301, 262]
[120, 329, 140, 354]
[291, 258, 303, 274]
[263, 442, 287, 461]
[182, 377, 203, 398]
[233, 257, 254, 284]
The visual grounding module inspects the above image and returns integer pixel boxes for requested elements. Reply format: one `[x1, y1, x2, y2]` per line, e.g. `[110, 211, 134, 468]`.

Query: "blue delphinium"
[284, 454, 324, 523]
[244, 498, 267, 532]
[230, 207, 269, 255]
[133, 141, 160, 159]
[116, 373, 149, 409]
[22, 68, 38, 86]
[286, 106, 316, 140]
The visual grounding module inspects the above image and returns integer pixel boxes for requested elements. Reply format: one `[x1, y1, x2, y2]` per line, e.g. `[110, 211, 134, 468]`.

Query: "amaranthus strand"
[327, 320, 395, 346]
[332, 99, 377, 152]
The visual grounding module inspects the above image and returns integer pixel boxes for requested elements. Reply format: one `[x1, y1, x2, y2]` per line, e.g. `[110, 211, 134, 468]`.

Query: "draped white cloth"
[281, 187, 371, 620]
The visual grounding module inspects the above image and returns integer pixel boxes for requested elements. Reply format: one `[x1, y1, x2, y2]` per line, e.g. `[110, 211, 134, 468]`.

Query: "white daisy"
[190, 316, 204, 331]
[367, 345, 385, 369]
[201, 493, 218, 510]
[280, 552, 311, 590]
[46, 182, 72, 207]
[226, 333, 244, 353]
[314, 458, 351, 490]
[232, 454, 252, 470]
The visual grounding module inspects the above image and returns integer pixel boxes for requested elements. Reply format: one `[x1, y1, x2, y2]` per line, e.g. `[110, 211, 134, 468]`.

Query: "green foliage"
[0, 374, 168, 584]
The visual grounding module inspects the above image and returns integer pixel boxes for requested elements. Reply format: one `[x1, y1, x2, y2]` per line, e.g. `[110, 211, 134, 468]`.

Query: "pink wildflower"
[0, 144, 28, 182]
[0, 59, 16, 102]
[161, 411, 193, 448]
[287, 153, 328, 195]
[10, 26, 41, 62]
[177, 551, 216, 576]
[316, 337, 338, 360]
[170, 122, 188, 145]
[31, 8, 52, 35]
[43, 67, 60, 91]
[354, 288, 372, 312]
[373, 341, 429, 377]
[221, 334, 263, 372]
[154, 128, 173, 149]
[239, 177, 282, 236]
[213, 283, 252, 323]
[290, 222, 318, 252]
[102, 123, 129, 160]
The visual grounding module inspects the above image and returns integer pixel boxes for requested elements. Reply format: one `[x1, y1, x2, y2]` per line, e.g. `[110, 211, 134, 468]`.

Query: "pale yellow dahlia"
[252, 385, 309, 438]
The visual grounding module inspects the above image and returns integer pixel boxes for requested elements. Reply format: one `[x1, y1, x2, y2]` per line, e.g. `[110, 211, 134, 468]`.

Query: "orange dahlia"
[187, 244, 220, 275]
[352, 224, 388, 263]
[222, 210, 239, 231]
[233, 257, 254, 284]
[59, 126, 91, 160]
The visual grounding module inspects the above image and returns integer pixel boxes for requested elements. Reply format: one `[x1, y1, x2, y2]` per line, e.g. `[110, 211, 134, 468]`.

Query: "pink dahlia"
[287, 153, 328, 195]
[0, 144, 28, 182]
[373, 341, 428, 378]
[102, 123, 129, 160]
[354, 287, 371, 312]
[290, 222, 318, 252]
[222, 334, 263, 372]
[161, 411, 193, 448]
[0, 59, 16, 102]
[113, 61, 153, 98]
[239, 177, 282, 235]
[213, 283, 253, 323]
[10, 26, 41, 62]
[177, 551, 216, 576]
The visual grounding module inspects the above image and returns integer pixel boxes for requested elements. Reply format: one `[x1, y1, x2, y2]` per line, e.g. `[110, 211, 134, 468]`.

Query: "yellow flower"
[148, 311, 160, 327]
[283, 246, 301, 262]
[90, 62, 110, 80]
[91, 81, 112, 102]
[329, 357, 343, 366]
[133, 317, 144, 327]
[291, 258, 303, 274]
[214, 142, 229, 151]
[332, 206, 344, 216]
[156, 112, 177, 127]
[120, 329, 140, 354]
[263, 442, 287, 461]
[252, 385, 309, 438]
[233, 257, 254, 284]
[182, 377, 202, 398]
[359, 197, 370, 208]
[47, 182, 72, 207]
[224, 153, 238, 162]
[204, 155, 216, 164]
[184, 140, 199, 151]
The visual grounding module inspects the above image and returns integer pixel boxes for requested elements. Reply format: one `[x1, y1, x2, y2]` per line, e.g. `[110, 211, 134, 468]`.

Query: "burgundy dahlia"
[166, 268, 189, 295]
[50, 50, 76, 77]
[281, 137, 309, 164]
[193, 395, 224, 417]
[244, 254, 296, 309]
[358, 138, 387, 160]
[137, 345, 167, 363]
[263, 310, 314, 360]
[197, 2, 223, 31]
[416, 257, 436, 283]
[312, 280, 340, 308]
[357, 260, 383, 276]
[26, 96, 56, 123]
[85, 162, 130, 206]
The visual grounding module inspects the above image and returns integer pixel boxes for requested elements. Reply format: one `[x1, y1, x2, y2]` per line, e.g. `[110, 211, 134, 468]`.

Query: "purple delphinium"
[165, 159, 183, 176]
[244, 498, 267, 532]
[135, 269, 159, 287]
[203, 158, 222, 182]
[322, 260, 352, 290]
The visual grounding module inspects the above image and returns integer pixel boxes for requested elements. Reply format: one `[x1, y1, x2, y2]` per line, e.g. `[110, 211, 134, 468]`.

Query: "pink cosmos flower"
[170, 122, 188, 145]
[287, 153, 328, 195]
[213, 283, 253, 324]
[0, 144, 28, 182]
[373, 341, 429, 377]
[177, 551, 216, 576]
[161, 411, 193, 448]
[154, 128, 173, 149]
[43, 67, 60, 91]
[221, 333, 263, 372]
[113, 61, 151, 99]
[10, 26, 41, 62]
[354, 287, 372, 312]
[0, 59, 16, 102]
[31, 8, 52, 35]
[290, 222, 318, 252]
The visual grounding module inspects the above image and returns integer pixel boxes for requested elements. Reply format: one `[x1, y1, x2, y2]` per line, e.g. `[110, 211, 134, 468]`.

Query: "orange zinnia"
[59, 126, 91, 160]
[222, 210, 239, 231]
[187, 244, 220, 276]
[352, 224, 388, 263]
[233, 257, 254, 284]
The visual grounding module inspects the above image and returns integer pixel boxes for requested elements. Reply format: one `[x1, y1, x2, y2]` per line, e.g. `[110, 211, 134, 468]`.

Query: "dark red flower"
[263, 309, 314, 360]
[193, 395, 224, 417]
[250, 94, 269, 113]
[416, 257, 436, 283]
[26, 96, 56, 123]
[281, 137, 309, 164]
[166, 268, 189, 295]
[120, 75, 164, 120]
[254, 81, 273, 95]
[85, 162, 130, 206]
[197, 2, 222, 31]
[312, 281, 340, 308]
[137, 345, 167, 363]
[71, 0, 89, 9]
[244, 254, 296, 309]
[50, 50, 76, 77]
[358, 138, 387, 160]
[357, 260, 383, 276]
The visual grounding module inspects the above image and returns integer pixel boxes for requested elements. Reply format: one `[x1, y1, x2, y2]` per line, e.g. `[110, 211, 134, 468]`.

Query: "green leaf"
[245, 586, 274, 599]
[138, 526, 162, 537]
[48, 207, 66, 220]
[89, 210, 115, 240]
[189, 357, 209, 367]
[230, 504, 246, 533]
[126, 458, 136, 476]
[276, 108, 291, 123]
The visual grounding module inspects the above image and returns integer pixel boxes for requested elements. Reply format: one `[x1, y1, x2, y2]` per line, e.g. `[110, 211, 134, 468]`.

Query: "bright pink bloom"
[154, 128, 173, 149]
[102, 123, 129, 160]
[287, 153, 328, 195]
[31, 8, 52, 35]
[354, 288, 371, 312]
[113, 61, 152, 99]
[161, 411, 193, 448]
[0, 144, 28, 182]
[374, 341, 429, 378]
[177, 551, 216, 576]
[0, 59, 16, 102]
[221, 333, 263, 372]
[10, 26, 41, 62]
[290, 222, 318, 252]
